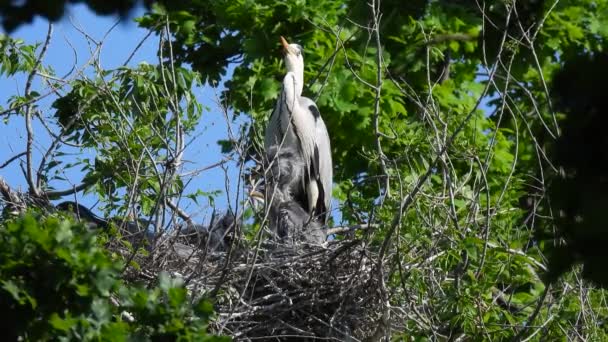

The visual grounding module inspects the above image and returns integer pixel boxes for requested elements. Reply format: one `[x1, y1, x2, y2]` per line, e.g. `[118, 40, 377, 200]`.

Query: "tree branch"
[24, 23, 53, 197]
[44, 181, 92, 198]
[0, 152, 26, 169]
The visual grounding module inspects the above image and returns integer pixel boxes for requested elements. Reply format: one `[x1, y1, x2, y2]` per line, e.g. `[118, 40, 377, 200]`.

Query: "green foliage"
[0, 213, 227, 341]
[133, 0, 608, 339]
[1, 28, 207, 214]
[49, 62, 202, 209]
[3, 0, 608, 339]
[0, 35, 39, 76]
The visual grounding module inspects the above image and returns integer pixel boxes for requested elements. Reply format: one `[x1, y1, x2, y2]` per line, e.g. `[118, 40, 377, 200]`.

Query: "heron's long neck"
[282, 71, 303, 108]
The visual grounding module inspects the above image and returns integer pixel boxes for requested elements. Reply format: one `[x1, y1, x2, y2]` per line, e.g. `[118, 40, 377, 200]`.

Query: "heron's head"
[280, 36, 304, 73]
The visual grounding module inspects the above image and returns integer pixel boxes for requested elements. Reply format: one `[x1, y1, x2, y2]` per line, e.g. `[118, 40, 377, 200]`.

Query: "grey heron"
[264, 36, 333, 226]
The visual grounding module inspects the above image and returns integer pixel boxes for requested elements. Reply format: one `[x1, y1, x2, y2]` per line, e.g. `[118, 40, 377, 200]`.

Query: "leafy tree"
[137, 0, 608, 339]
[0, 28, 201, 217]
[2, 0, 608, 340]
[0, 213, 227, 341]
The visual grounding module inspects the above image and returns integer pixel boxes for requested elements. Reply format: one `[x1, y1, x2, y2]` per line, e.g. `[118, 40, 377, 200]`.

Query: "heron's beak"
[280, 36, 290, 55]
[250, 190, 265, 201]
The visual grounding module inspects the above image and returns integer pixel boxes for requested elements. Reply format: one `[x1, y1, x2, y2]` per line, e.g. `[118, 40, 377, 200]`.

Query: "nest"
[124, 233, 384, 341]
[0, 187, 384, 340]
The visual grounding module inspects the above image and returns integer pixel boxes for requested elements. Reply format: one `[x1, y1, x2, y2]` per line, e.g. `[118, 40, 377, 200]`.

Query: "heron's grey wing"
[289, 98, 317, 176]
[300, 97, 333, 222]
[264, 92, 282, 149]
[316, 115, 332, 221]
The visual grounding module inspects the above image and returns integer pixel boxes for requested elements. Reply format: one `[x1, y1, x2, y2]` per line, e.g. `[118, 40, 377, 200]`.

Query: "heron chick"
[263, 144, 326, 244]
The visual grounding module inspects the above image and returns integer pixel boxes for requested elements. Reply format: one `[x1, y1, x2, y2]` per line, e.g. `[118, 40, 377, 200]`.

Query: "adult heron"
[264, 36, 333, 225]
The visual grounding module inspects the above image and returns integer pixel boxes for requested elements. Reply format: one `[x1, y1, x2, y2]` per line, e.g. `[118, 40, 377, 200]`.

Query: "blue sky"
[0, 4, 243, 224]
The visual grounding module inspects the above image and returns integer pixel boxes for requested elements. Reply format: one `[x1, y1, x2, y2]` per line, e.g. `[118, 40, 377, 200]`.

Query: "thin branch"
[166, 199, 195, 227]
[371, 0, 390, 201]
[0, 152, 26, 169]
[24, 23, 53, 196]
[44, 181, 92, 198]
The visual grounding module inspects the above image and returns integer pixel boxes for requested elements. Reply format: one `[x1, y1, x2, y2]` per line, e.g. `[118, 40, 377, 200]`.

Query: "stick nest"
[122, 233, 384, 341]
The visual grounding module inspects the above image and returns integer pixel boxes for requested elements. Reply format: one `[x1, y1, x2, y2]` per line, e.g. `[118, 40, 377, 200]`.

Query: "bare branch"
[44, 181, 92, 198]
[0, 152, 26, 169]
[24, 23, 53, 197]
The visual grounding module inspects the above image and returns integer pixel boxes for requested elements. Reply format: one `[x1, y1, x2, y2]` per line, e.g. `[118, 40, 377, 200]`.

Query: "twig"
[0, 152, 26, 169]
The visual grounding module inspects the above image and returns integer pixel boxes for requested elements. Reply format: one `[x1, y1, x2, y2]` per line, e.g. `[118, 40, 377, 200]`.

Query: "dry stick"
[165, 200, 195, 227]
[164, 17, 183, 168]
[37, 96, 104, 197]
[470, 0, 513, 281]
[326, 223, 374, 235]
[102, 29, 166, 240]
[59, 34, 78, 79]
[216, 118, 272, 334]
[117, 25, 176, 269]
[179, 158, 231, 177]
[306, 12, 352, 102]
[205, 163, 245, 294]
[472, 155, 491, 282]
[149, 19, 184, 242]
[34, 110, 82, 148]
[36, 118, 68, 190]
[0, 176, 25, 211]
[512, 6, 559, 139]
[148, 30, 189, 254]
[24, 23, 53, 197]
[371, 1, 390, 202]
[366, 1, 393, 340]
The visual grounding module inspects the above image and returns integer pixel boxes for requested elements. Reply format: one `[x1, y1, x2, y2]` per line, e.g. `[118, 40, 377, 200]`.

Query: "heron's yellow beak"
[250, 190, 265, 201]
[280, 36, 290, 54]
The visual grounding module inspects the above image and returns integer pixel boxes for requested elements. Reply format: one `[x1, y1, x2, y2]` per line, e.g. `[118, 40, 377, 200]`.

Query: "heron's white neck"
[284, 58, 304, 96]
[282, 71, 302, 110]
